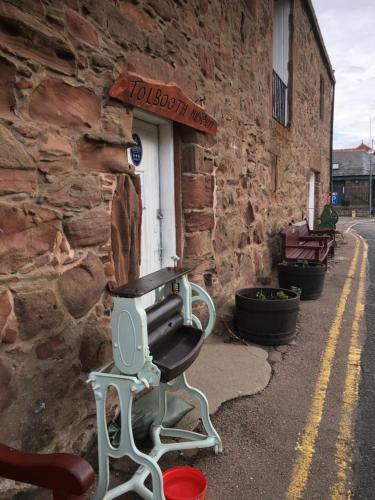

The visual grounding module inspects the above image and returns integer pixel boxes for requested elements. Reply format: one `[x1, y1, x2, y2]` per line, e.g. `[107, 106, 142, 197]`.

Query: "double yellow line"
[287, 234, 368, 500]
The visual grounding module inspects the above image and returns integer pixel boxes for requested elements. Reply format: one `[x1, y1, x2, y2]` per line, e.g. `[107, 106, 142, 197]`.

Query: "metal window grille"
[272, 70, 288, 126]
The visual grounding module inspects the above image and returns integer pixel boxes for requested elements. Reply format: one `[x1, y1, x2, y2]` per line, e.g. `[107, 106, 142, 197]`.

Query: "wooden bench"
[299, 219, 335, 255]
[280, 221, 334, 268]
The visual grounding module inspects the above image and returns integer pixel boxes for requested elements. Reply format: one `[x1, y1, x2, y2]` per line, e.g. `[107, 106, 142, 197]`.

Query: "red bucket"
[163, 466, 207, 500]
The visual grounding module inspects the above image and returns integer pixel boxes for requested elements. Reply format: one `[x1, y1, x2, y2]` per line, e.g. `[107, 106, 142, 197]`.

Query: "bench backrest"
[295, 220, 310, 237]
[280, 224, 300, 246]
[281, 220, 311, 245]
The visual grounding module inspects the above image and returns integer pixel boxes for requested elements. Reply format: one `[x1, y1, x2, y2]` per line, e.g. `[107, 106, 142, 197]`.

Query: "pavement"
[180, 229, 365, 500]
[179, 326, 272, 430]
[11, 219, 375, 499]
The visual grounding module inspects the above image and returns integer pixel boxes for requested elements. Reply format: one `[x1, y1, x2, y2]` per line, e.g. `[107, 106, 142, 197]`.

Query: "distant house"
[332, 143, 375, 215]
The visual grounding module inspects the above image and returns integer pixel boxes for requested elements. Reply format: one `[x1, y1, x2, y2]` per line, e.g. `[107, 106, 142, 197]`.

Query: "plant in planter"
[235, 287, 300, 346]
[277, 260, 326, 300]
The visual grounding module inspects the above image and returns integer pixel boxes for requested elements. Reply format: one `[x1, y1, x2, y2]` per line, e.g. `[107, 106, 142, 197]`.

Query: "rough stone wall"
[0, 0, 333, 490]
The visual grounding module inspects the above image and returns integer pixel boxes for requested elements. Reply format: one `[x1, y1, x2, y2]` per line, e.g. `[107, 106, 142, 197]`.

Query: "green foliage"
[275, 290, 289, 300]
[254, 289, 290, 300]
[255, 290, 267, 300]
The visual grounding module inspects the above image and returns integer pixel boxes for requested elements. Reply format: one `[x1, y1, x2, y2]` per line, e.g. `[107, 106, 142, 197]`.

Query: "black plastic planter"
[278, 262, 326, 300]
[235, 288, 300, 346]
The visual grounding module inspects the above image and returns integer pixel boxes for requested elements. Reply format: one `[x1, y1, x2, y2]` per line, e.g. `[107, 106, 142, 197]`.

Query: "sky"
[312, 0, 375, 149]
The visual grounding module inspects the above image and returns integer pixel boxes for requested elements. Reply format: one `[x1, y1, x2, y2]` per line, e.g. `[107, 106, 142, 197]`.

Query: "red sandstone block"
[198, 46, 215, 79]
[182, 174, 214, 209]
[40, 132, 72, 156]
[63, 210, 110, 248]
[119, 2, 155, 32]
[14, 287, 65, 340]
[0, 124, 35, 169]
[0, 203, 60, 274]
[66, 8, 99, 47]
[38, 158, 75, 175]
[28, 78, 100, 130]
[184, 211, 214, 232]
[35, 335, 63, 360]
[78, 138, 134, 174]
[0, 356, 17, 414]
[0, 57, 15, 119]
[58, 252, 107, 319]
[0, 291, 12, 336]
[184, 231, 212, 258]
[180, 126, 215, 147]
[0, 3, 76, 76]
[182, 145, 204, 173]
[0, 169, 37, 195]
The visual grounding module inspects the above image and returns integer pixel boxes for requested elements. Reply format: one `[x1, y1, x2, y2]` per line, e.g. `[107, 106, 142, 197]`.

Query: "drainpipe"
[369, 152, 373, 217]
[329, 76, 336, 202]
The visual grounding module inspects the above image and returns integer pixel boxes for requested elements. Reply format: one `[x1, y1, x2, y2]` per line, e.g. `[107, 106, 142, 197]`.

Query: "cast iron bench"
[0, 443, 95, 500]
[280, 221, 334, 268]
[89, 267, 222, 500]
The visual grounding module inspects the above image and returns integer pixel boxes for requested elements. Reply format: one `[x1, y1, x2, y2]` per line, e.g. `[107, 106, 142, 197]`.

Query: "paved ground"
[10, 219, 375, 499]
[183, 230, 366, 500]
[105, 223, 374, 500]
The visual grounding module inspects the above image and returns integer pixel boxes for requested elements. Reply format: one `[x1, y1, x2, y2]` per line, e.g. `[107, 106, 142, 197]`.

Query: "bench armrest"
[0, 443, 95, 496]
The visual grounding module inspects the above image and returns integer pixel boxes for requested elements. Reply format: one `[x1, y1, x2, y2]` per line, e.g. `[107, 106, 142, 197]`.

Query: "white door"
[308, 171, 315, 229]
[130, 116, 176, 306]
[132, 120, 162, 278]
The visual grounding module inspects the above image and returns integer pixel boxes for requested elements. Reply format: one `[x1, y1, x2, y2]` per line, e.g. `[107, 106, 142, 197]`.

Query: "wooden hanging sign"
[109, 71, 217, 135]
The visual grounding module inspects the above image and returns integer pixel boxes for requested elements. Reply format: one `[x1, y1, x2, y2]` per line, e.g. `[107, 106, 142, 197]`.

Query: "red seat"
[280, 221, 334, 268]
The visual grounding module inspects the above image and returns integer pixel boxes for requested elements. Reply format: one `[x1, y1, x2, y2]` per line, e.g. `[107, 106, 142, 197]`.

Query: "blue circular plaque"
[130, 133, 142, 166]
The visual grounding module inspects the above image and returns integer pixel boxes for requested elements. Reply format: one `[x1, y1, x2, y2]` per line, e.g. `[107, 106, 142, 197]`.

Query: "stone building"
[0, 0, 334, 492]
[332, 143, 375, 216]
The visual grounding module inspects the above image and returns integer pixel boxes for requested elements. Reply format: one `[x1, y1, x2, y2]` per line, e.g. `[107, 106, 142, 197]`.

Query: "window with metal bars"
[272, 0, 290, 126]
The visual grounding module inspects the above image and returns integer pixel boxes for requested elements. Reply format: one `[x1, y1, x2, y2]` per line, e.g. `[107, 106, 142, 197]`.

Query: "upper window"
[332, 163, 339, 170]
[272, 0, 291, 126]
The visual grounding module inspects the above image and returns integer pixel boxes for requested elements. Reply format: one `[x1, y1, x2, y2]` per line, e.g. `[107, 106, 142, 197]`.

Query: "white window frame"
[273, 0, 290, 85]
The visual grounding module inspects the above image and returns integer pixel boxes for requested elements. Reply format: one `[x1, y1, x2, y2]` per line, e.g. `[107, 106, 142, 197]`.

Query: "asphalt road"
[353, 221, 375, 500]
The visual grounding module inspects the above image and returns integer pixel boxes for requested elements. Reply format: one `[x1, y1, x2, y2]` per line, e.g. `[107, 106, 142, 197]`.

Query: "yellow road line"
[287, 238, 361, 500]
[331, 236, 368, 499]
